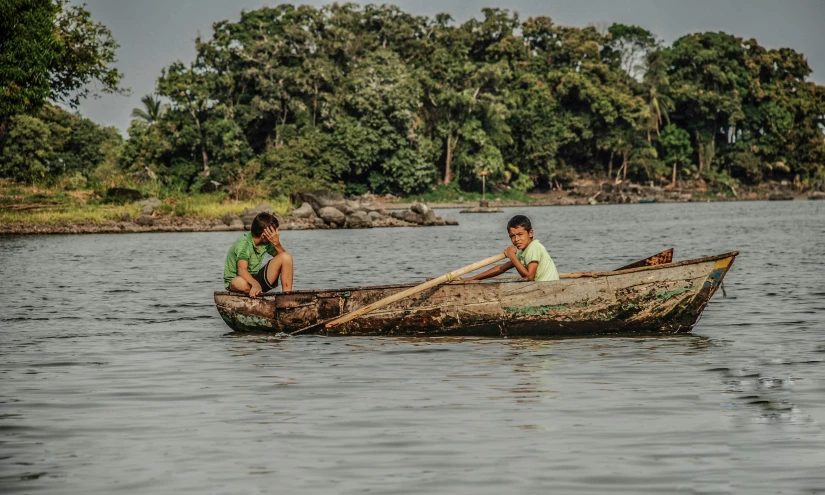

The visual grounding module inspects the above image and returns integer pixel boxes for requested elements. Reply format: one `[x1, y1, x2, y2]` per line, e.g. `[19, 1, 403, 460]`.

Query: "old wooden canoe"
[214, 250, 736, 338]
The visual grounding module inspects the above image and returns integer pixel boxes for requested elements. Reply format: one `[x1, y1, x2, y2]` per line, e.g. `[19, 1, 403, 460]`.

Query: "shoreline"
[2, 193, 819, 237]
[2, 178, 822, 237]
[0, 215, 451, 236]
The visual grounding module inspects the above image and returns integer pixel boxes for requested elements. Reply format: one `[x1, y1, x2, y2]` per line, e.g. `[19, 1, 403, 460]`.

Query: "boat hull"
[214, 252, 737, 338]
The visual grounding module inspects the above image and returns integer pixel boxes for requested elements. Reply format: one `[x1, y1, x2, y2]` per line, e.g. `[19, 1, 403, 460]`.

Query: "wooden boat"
[214, 249, 736, 338]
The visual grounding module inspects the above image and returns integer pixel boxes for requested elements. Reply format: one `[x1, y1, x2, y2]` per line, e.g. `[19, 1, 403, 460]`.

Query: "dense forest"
[2, 1, 824, 198]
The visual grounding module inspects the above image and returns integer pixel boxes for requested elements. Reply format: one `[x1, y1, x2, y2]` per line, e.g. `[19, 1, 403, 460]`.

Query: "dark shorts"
[252, 260, 279, 293]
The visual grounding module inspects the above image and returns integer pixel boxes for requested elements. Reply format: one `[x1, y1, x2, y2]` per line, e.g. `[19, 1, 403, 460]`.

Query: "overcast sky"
[71, 0, 825, 134]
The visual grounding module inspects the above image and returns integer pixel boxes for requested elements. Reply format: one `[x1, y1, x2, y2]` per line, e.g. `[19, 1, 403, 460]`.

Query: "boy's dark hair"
[507, 215, 532, 232]
[251, 212, 279, 237]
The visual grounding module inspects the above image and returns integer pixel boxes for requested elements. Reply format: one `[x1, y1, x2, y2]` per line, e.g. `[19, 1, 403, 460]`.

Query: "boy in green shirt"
[224, 212, 294, 297]
[466, 214, 559, 282]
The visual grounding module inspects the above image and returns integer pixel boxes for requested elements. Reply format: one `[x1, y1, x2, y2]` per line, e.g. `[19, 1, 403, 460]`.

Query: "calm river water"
[2, 201, 824, 494]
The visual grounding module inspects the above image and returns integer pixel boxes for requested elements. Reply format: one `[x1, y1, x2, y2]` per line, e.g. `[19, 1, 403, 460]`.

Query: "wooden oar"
[290, 253, 506, 336]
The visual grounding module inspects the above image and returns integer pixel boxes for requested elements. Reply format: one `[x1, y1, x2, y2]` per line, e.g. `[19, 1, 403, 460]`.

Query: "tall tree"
[666, 32, 748, 175]
[660, 124, 693, 187]
[0, 0, 125, 124]
[605, 23, 657, 80]
[157, 62, 213, 176]
[640, 49, 674, 142]
[0, 114, 56, 182]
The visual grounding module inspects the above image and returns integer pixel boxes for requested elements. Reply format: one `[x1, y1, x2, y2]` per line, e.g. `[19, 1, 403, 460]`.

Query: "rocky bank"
[2, 180, 823, 236]
[0, 190, 458, 236]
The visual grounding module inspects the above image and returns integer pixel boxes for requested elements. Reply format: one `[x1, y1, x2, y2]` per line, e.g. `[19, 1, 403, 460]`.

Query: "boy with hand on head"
[465, 214, 559, 282]
[224, 212, 294, 298]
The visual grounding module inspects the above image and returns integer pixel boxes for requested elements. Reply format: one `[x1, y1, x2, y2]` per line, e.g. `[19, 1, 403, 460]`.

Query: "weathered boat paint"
[214, 251, 737, 338]
[617, 248, 673, 270]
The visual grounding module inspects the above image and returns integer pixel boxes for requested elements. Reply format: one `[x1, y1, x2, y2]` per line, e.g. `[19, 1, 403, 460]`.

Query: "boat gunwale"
[213, 251, 739, 299]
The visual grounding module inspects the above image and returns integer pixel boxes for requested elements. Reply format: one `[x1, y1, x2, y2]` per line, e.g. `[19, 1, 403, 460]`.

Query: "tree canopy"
[0, 0, 125, 124]
[119, 4, 823, 194]
[2, 3, 824, 194]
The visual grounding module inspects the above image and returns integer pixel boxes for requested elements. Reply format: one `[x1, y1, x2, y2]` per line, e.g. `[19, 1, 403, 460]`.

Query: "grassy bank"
[1, 180, 533, 227]
[0, 180, 290, 226]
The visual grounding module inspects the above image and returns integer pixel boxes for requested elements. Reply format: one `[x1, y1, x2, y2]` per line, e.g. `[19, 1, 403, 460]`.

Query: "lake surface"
[2, 200, 824, 494]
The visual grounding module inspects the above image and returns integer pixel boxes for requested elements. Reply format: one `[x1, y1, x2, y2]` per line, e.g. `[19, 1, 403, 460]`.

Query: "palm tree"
[645, 84, 673, 140]
[641, 52, 674, 142]
[130, 95, 168, 124]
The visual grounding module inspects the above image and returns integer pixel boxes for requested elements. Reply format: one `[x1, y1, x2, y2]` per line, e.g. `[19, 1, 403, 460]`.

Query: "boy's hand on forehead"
[262, 225, 279, 245]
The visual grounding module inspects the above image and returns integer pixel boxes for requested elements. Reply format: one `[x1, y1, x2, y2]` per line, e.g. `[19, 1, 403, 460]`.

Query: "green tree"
[660, 124, 693, 186]
[640, 49, 674, 142]
[117, 4, 825, 196]
[0, 0, 124, 124]
[734, 42, 825, 181]
[666, 32, 748, 175]
[331, 50, 436, 194]
[38, 103, 122, 179]
[0, 114, 56, 182]
[157, 62, 213, 176]
[605, 23, 657, 80]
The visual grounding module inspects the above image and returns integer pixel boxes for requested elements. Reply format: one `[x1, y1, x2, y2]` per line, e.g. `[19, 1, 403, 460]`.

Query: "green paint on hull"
[504, 304, 568, 316]
[230, 313, 272, 331]
[595, 310, 615, 321]
[655, 287, 696, 301]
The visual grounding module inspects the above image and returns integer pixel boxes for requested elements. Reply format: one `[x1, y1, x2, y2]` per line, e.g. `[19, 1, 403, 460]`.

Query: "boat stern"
[214, 292, 278, 332]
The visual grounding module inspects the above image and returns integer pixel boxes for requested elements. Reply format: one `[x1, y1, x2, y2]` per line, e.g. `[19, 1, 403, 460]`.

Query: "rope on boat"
[445, 272, 454, 283]
[721, 281, 727, 298]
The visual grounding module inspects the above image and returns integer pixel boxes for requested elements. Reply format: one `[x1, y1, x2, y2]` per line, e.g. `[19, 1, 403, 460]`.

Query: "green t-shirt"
[517, 239, 559, 281]
[224, 232, 276, 288]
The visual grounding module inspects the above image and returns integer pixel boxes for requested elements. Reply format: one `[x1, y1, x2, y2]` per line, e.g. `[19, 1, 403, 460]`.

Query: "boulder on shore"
[292, 202, 315, 219]
[241, 203, 276, 229]
[293, 190, 347, 216]
[135, 214, 154, 227]
[318, 206, 345, 226]
[392, 210, 425, 224]
[410, 202, 429, 215]
[346, 210, 373, 228]
[367, 211, 383, 221]
[278, 196, 457, 229]
[222, 213, 244, 230]
[200, 180, 223, 193]
[388, 202, 457, 226]
[419, 209, 437, 225]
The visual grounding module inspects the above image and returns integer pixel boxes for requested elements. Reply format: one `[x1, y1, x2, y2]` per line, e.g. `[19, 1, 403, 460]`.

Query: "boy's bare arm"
[509, 259, 539, 280]
[237, 259, 263, 297]
[505, 246, 539, 279]
[466, 261, 514, 281]
[524, 261, 539, 280]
